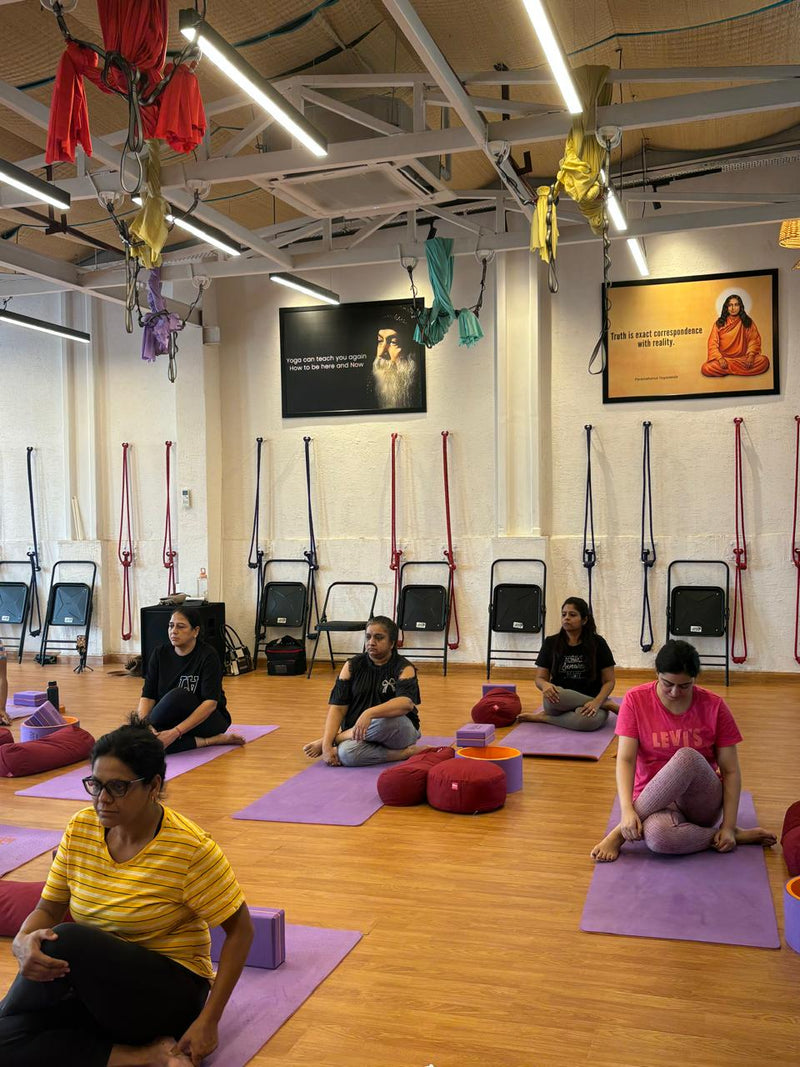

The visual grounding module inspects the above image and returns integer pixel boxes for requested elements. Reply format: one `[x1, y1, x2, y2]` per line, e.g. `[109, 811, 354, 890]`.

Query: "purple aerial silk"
[141, 267, 183, 362]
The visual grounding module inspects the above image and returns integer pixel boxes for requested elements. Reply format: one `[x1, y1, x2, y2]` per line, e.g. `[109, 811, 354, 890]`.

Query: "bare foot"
[516, 710, 547, 723]
[198, 732, 246, 748]
[600, 700, 618, 713]
[590, 825, 625, 862]
[303, 738, 323, 758]
[734, 826, 777, 847]
[108, 1037, 192, 1066]
[0, 710, 10, 727]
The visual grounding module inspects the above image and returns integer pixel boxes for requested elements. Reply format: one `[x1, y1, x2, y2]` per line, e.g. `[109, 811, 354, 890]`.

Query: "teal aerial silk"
[413, 235, 485, 348]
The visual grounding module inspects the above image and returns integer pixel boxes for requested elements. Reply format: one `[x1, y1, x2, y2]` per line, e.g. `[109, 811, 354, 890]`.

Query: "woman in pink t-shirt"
[591, 640, 775, 862]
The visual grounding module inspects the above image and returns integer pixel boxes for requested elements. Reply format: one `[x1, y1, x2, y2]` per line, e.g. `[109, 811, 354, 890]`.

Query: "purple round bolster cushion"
[0, 727, 13, 747]
[471, 688, 521, 727]
[0, 724, 95, 778]
[0, 881, 73, 937]
[426, 759, 507, 814]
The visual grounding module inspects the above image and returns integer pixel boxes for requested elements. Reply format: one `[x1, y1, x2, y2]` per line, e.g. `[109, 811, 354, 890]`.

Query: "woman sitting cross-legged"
[302, 615, 424, 767]
[138, 607, 244, 753]
[517, 596, 617, 732]
[591, 639, 776, 862]
[0, 718, 253, 1066]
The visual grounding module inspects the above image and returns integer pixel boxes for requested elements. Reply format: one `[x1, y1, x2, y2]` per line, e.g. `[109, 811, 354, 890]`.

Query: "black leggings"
[0, 922, 209, 1066]
[150, 688, 232, 753]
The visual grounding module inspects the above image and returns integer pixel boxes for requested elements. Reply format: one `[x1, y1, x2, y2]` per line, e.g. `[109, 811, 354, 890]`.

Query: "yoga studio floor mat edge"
[206, 924, 363, 1067]
[580, 791, 779, 949]
[0, 824, 64, 877]
[501, 712, 617, 760]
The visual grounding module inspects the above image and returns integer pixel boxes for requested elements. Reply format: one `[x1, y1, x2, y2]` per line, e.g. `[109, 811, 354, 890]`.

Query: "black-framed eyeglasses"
[82, 776, 145, 798]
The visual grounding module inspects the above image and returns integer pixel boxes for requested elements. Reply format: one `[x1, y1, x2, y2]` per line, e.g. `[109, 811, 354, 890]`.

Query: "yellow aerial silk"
[129, 140, 169, 269]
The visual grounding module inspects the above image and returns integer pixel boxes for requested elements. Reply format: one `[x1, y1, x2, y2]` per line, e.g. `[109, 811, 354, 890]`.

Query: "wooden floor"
[1, 661, 799, 1067]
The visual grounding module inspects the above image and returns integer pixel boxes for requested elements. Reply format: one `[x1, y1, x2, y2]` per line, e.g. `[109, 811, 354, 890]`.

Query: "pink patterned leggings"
[633, 747, 723, 855]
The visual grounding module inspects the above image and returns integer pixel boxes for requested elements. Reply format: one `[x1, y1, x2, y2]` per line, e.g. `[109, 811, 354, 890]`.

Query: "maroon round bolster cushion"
[471, 688, 521, 727]
[377, 747, 455, 806]
[782, 802, 800, 877]
[427, 759, 507, 814]
[0, 725, 95, 778]
[0, 881, 73, 938]
[0, 727, 13, 747]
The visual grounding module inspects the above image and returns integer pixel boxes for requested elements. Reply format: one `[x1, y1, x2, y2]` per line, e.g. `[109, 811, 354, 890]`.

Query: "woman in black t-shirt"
[302, 616, 422, 767]
[137, 607, 243, 753]
[517, 596, 617, 732]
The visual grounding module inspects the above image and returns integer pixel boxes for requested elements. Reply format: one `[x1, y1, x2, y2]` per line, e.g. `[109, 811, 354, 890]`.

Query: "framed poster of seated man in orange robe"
[603, 269, 779, 404]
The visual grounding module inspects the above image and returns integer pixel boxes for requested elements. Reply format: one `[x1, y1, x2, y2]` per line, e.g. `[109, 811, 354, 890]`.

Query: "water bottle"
[196, 568, 208, 600]
[46, 680, 60, 710]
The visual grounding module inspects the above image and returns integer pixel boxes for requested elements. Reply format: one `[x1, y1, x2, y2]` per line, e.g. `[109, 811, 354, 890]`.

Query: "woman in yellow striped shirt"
[0, 719, 253, 1066]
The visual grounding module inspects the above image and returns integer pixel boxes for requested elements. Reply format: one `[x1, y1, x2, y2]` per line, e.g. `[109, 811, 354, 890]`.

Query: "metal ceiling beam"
[219, 115, 274, 158]
[622, 190, 800, 204]
[425, 91, 552, 117]
[300, 89, 406, 135]
[165, 189, 292, 269]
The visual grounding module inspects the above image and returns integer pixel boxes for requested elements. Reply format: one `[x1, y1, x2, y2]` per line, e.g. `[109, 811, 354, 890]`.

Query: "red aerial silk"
[46, 0, 205, 164]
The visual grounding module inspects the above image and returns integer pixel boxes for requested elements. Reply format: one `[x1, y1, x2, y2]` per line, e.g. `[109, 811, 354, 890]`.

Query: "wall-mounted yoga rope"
[162, 440, 177, 596]
[118, 443, 133, 641]
[441, 430, 460, 650]
[248, 436, 265, 626]
[303, 436, 318, 576]
[639, 421, 656, 652]
[389, 432, 403, 623]
[25, 446, 42, 637]
[792, 416, 800, 665]
[731, 417, 748, 664]
[583, 425, 597, 612]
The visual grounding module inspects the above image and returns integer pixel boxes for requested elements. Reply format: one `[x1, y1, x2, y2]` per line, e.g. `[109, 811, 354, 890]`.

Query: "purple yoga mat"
[0, 824, 63, 877]
[581, 792, 779, 948]
[502, 710, 618, 760]
[15, 725, 278, 800]
[233, 735, 453, 826]
[206, 924, 361, 1066]
[5, 701, 30, 720]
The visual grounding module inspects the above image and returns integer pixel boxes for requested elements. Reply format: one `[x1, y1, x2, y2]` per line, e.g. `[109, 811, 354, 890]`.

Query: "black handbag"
[264, 634, 307, 676]
[224, 625, 254, 676]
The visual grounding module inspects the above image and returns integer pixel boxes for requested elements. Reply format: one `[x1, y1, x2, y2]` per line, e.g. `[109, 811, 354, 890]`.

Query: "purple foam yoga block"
[456, 722, 496, 744]
[26, 702, 66, 729]
[481, 683, 517, 696]
[209, 907, 286, 969]
[784, 879, 800, 953]
[13, 691, 48, 707]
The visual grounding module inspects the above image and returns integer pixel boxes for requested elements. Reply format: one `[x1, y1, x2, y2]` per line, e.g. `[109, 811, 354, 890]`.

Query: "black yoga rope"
[639, 421, 656, 652]
[248, 437, 265, 626]
[26, 446, 42, 637]
[303, 436, 318, 572]
[582, 425, 597, 612]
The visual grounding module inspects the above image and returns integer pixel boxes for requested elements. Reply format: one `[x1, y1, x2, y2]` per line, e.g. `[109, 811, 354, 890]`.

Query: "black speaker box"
[260, 582, 307, 628]
[670, 586, 726, 637]
[0, 583, 28, 624]
[140, 602, 227, 670]
[491, 583, 543, 634]
[398, 585, 448, 632]
[50, 583, 91, 627]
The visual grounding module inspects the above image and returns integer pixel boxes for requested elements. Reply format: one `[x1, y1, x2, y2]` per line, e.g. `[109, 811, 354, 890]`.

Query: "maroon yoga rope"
[731, 418, 748, 664]
[441, 430, 460, 650]
[389, 433, 404, 636]
[792, 416, 800, 665]
[162, 440, 177, 596]
[117, 442, 133, 641]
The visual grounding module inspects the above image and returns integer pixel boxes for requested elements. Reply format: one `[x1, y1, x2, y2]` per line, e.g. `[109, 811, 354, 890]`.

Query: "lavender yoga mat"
[502, 710, 618, 760]
[206, 924, 361, 1067]
[15, 725, 278, 800]
[234, 734, 453, 826]
[5, 702, 30, 721]
[0, 824, 63, 876]
[580, 792, 779, 948]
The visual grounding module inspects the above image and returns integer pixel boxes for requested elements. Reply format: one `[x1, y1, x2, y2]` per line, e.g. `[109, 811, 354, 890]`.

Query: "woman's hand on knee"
[543, 685, 560, 705]
[712, 826, 736, 853]
[12, 928, 70, 982]
[619, 809, 643, 842]
[351, 712, 373, 741]
[578, 699, 601, 717]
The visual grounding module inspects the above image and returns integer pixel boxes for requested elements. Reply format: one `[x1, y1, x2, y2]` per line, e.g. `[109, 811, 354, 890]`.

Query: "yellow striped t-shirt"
[42, 805, 245, 979]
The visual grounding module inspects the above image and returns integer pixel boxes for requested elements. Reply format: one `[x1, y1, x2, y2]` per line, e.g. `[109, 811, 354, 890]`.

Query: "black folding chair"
[307, 581, 378, 677]
[253, 557, 319, 669]
[38, 560, 97, 672]
[0, 560, 33, 663]
[486, 558, 547, 678]
[396, 561, 452, 675]
[666, 559, 730, 685]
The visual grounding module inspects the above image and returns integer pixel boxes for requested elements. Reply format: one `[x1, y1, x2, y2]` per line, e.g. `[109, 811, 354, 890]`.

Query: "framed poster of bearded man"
[280, 298, 427, 418]
[602, 269, 778, 403]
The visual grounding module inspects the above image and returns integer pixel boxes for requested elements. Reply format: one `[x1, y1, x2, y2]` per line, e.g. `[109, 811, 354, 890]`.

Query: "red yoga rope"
[389, 433, 404, 634]
[162, 440, 177, 596]
[118, 442, 133, 641]
[731, 418, 748, 664]
[441, 430, 460, 650]
[792, 416, 800, 665]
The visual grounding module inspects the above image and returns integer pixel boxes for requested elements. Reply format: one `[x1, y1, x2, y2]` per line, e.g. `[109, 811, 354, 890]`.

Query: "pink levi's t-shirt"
[615, 681, 743, 799]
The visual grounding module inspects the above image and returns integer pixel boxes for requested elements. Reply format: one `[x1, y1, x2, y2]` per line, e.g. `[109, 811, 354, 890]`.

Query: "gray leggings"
[337, 716, 420, 766]
[541, 688, 609, 732]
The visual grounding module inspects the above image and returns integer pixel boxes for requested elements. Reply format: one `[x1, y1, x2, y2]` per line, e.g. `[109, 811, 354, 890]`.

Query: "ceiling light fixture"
[269, 273, 340, 305]
[0, 157, 71, 211]
[626, 237, 650, 277]
[179, 9, 328, 158]
[165, 209, 243, 256]
[0, 306, 90, 343]
[600, 170, 627, 232]
[519, 0, 582, 115]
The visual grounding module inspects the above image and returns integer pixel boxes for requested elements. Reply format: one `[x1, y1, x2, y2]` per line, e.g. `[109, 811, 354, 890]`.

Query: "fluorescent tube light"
[626, 237, 650, 277]
[165, 209, 243, 256]
[520, 0, 582, 114]
[0, 306, 90, 343]
[0, 157, 70, 211]
[179, 9, 328, 158]
[269, 273, 340, 305]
